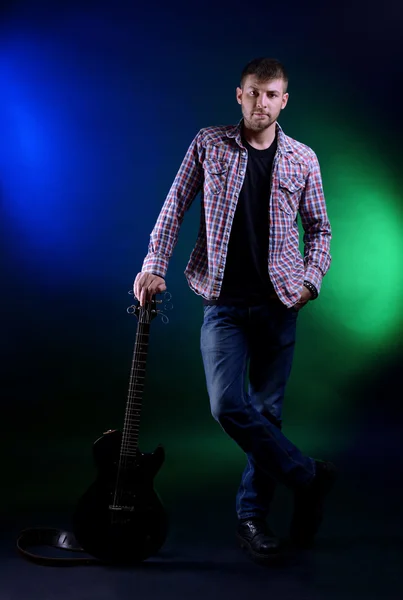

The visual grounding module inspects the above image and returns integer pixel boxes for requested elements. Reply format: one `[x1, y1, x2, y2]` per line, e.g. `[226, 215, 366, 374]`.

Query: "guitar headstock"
[127, 291, 173, 324]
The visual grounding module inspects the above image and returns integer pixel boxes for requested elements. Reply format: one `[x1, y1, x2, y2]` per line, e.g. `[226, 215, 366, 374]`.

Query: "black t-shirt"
[203, 134, 277, 306]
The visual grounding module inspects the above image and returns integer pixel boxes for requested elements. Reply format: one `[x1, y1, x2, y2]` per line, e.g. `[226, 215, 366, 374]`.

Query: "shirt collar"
[226, 118, 293, 154]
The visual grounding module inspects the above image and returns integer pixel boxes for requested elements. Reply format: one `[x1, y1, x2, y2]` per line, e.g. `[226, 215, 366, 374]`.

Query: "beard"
[243, 109, 277, 132]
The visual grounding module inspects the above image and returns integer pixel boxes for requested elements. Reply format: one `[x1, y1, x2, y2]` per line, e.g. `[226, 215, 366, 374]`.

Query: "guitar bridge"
[109, 505, 135, 512]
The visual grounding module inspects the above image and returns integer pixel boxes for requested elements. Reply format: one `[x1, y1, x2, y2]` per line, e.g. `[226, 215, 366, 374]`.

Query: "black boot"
[290, 459, 338, 548]
[237, 518, 280, 563]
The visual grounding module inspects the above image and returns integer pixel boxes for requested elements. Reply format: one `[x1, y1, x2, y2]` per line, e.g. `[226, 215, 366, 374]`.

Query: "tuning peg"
[157, 311, 169, 324]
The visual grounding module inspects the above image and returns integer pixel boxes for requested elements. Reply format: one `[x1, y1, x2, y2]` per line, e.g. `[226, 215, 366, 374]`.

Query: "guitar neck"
[121, 316, 151, 458]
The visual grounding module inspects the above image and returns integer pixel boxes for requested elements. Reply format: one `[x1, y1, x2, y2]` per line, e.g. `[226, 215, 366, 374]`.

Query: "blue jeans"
[200, 301, 316, 520]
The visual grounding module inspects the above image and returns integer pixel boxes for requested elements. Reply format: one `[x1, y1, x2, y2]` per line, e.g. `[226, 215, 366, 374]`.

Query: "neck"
[242, 120, 277, 150]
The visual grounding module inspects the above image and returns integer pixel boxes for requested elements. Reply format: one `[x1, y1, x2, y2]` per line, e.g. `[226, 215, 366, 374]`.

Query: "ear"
[236, 86, 242, 105]
[281, 93, 289, 109]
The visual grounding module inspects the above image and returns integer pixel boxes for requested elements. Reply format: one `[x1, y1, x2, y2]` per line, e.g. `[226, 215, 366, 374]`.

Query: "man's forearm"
[300, 152, 332, 296]
[303, 225, 332, 295]
[140, 132, 203, 278]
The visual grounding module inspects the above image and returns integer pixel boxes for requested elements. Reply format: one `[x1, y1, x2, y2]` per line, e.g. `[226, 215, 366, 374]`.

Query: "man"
[134, 57, 337, 564]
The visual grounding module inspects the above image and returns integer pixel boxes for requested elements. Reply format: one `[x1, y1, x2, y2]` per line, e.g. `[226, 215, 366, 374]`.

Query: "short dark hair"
[240, 57, 288, 91]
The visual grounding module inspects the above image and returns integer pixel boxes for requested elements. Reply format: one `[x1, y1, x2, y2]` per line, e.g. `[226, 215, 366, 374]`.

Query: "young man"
[134, 57, 337, 564]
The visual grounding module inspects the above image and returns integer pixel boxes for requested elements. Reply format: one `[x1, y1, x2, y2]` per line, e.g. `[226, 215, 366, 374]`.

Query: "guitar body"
[73, 430, 168, 564]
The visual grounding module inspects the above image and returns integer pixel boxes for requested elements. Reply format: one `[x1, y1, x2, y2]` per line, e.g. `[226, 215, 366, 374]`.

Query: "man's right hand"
[133, 272, 167, 306]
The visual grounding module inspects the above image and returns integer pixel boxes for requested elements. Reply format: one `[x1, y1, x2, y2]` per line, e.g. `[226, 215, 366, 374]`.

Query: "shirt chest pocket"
[278, 176, 306, 214]
[203, 159, 228, 195]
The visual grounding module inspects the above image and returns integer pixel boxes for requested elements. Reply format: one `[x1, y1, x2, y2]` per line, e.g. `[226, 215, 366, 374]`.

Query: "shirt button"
[218, 268, 223, 273]
[240, 170, 244, 175]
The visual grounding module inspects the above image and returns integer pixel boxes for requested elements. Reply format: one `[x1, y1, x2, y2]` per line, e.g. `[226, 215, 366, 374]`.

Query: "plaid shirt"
[141, 120, 331, 308]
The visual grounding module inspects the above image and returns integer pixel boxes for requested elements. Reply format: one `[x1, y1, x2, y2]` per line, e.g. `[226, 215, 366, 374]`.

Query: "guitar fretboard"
[120, 314, 151, 458]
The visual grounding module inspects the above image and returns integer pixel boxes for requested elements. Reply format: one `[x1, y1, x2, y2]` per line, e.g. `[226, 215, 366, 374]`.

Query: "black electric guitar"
[72, 295, 169, 564]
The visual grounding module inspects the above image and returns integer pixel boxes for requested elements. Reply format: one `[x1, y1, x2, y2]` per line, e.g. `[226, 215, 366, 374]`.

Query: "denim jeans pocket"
[203, 305, 215, 313]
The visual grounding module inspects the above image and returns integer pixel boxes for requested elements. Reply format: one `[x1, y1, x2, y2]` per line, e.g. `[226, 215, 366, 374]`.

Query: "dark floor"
[2, 459, 403, 600]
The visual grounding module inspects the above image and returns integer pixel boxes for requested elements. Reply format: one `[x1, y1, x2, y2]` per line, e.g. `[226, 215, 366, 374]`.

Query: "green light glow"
[318, 175, 402, 343]
[297, 119, 403, 351]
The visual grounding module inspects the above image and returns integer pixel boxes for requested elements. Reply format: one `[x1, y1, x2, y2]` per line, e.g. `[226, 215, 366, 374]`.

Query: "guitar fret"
[116, 312, 154, 464]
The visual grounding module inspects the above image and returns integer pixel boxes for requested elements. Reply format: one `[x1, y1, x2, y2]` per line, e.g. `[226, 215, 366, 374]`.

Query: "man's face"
[236, 75, 289, 132]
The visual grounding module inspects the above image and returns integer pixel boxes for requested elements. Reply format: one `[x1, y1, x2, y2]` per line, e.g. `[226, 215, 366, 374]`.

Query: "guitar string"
[113, 306, 140, 515]
[114, 308, 145, 512]
[122, 318, 148, 453]
[112, 307, 145, 519]
[113, 302, 150, 515]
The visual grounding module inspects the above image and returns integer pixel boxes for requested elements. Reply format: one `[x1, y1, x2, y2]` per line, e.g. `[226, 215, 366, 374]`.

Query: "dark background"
[1, 0, 402, 597]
